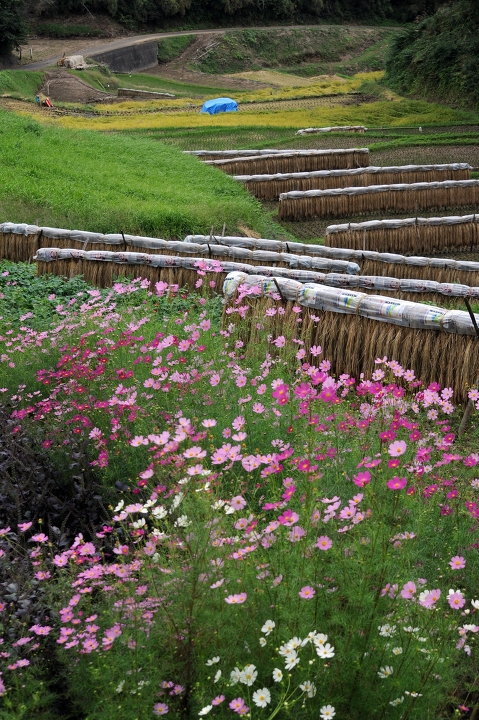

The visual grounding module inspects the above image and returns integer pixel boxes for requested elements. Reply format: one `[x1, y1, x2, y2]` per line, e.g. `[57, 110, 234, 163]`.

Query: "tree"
[0, 0, 28, 57]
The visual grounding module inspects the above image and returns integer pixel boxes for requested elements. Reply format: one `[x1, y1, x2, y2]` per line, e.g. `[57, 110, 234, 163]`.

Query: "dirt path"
[21, 24, 399, 71]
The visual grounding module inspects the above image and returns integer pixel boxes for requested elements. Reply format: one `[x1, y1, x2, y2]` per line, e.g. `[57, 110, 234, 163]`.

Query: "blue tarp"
[201, 97, 238, 115]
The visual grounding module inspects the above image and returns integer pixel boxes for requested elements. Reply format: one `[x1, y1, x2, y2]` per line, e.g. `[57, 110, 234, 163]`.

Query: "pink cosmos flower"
[153, 703, 169, 715]
[29, 625, 52, 636]
[316, 536, 332, 550]
[449, 556, 466, 570]
[388, 440, 407, 457]
[278, 509, 299, 526]
[225, 593, 247, 604]
[421, 589, 441, 608]
[230, 698, 246, 712]
[30, 533, 48, 543]
[288, 526, 305, 542]
[18, 522, 32, 532]
[448, 590, 466, 609]
[212, 695, 225, 705]
[299, 586, 316, 599]
[353, 471, 371, 488]
[387, 477, 407, 491]
[401, 582, 416, 599]
[230, 496, 247, 511]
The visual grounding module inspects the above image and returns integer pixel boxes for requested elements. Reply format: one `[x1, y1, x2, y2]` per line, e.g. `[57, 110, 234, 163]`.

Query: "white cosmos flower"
[213, 670, 221, 683]
[259, 637, 267, 647]
[378, 624, 396, 637]
[301, 630, 318, 646]
[198, 706, 213, 716]
[392, 647, 403, 655]
[320, 705, 336, 719]
[261, 620, 275, 636]
[252, 688, 271, 708]
[300, 681, 317, 698]
[405, 691, 422, 697]
[272, 668, 283, 682]
[224, 505, 235, 515]
[132, 518, 146, 529]
[286, 637, 302, 651]
[378, 666, 394, 679]
[279, 643, 297, 657]
[174, 514, 191, 527]
[114, 500, 124, 512]
[316, 643, 335, 659]
[313, 633, 328, 647]
[285, 654, 300, 670]
[240, 664, 257, 686]
[403, 627, 419, 633]
[471, 599, 479, 610]
[151, 506, 167, 519]
[230, 667, 241, 684]
[390, 697, 404, 706]
[205, 657, 220, 666]
[211, 500, 225, 510]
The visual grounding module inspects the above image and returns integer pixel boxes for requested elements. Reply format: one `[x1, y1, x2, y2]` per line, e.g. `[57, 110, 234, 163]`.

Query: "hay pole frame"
[458, 297, 479, 436]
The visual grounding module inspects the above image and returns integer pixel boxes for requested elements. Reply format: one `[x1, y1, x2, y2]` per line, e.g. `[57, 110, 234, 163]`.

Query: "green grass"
[0, 70, 43, 99]
[0, 108, 275, 238]
[35, 22, 105, 38]
[157, 34, 196, 63]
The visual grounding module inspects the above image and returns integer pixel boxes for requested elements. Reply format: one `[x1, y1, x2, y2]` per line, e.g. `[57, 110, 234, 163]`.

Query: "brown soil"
[143, 34, 271, 91]
[38, 69, 115, 103]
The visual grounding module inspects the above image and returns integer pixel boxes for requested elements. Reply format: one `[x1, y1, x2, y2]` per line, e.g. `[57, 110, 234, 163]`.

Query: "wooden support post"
[458, 297, 479, 437]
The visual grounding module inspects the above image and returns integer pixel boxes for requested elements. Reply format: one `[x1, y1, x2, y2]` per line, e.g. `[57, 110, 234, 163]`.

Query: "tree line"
[0, 0, 456, 57]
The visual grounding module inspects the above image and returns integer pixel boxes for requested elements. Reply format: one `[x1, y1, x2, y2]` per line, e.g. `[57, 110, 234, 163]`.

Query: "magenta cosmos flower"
[316, 536, 333, 550]
[225, 593, 247, 604]
[449, 556, 466, 570]
[388, 440, 407, 457]
[353, 471, 371, 488]
[387, 477, 407, 491]
[299, 586, 316, 599]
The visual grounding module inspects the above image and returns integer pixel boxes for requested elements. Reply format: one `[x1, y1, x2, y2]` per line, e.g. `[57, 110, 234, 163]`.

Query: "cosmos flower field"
[0, 269, 478, 720]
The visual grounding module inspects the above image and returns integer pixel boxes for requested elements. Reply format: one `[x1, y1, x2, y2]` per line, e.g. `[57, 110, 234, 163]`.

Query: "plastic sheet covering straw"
[279, 179, 479, 220]
[222, 272, 479, 404]
[223, 271, 479, 335]
[326, 213, 479, 255]
[34, 248, 352, 289]
[184, 148, 343, 158]
[234, 164, 472, 201]
[204, 148, 370, 175]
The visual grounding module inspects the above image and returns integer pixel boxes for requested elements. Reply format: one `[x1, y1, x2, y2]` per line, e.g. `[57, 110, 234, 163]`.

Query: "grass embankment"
[0, 70, 43, 99]
[157, 34, 196, 63]
[193, 26, 397, 75]
[0, 109, 272, 238]
[69, 68, 238, 98]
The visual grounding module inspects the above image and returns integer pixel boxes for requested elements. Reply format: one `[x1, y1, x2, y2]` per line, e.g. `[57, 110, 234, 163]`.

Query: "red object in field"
[44, 98, 53, 108]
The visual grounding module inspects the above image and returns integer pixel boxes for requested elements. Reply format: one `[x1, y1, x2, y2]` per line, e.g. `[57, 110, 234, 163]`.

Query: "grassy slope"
[0, 70, 43, 99]
[0, 109, 271, 238]
[193, 27, 397, 75]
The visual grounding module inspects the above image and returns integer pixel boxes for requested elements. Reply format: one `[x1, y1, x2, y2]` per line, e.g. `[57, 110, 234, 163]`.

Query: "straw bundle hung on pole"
[236, 164, 472, 201]
[35, 248, 353, 291]
[205, 149, 370, 175]
[296, 126, 367, 135]
[278, 180, 479, 221]
[326, 214, 479, 256]
[222, 272, 479, 405]
[184, 149, 303, 161]
[0, 223, 44, 263]
[185, 233, 479, 286]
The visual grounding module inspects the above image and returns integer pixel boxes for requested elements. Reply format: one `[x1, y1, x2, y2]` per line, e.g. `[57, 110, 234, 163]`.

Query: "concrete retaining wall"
[88, 40, 158, 73]
[118, 88, 175, 99]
